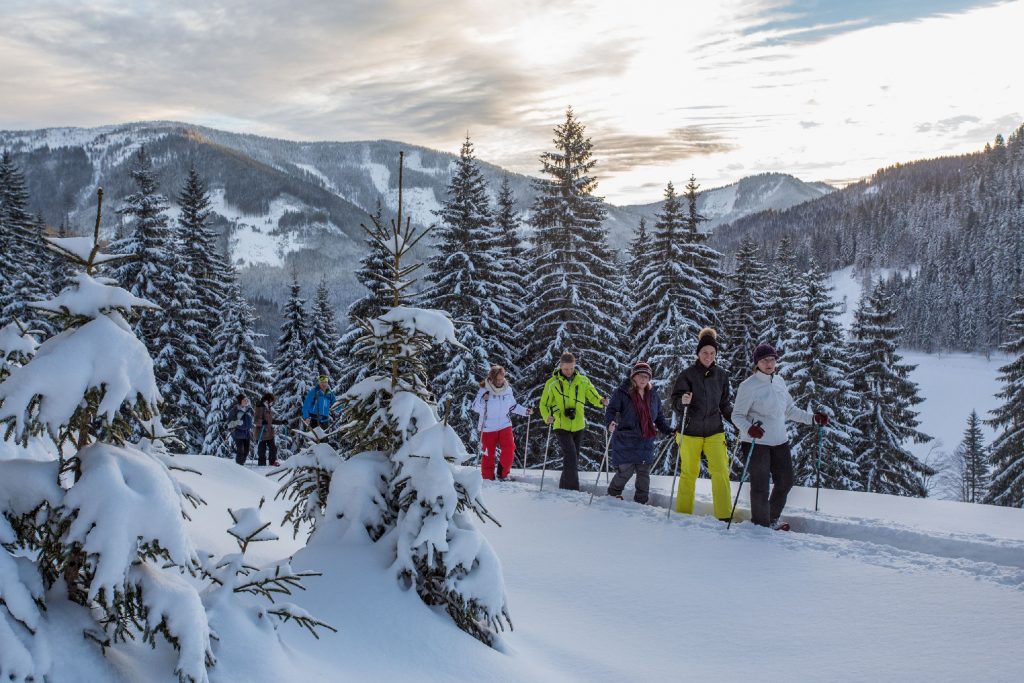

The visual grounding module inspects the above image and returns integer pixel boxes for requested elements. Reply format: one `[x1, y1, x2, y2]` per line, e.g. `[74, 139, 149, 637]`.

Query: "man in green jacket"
[539, 352, 609, 490]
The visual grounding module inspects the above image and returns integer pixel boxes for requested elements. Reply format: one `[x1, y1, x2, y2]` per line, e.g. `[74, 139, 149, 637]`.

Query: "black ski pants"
[257, 438, 278, 466]
[234, 438, 251, 466]
[608, 463, 651, 503]
[747, 441, 794, 526]
[555, 429, 583, 491]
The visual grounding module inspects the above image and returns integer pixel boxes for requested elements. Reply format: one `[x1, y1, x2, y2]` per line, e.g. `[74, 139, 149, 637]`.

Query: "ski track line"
[489, 475, 1024, 592]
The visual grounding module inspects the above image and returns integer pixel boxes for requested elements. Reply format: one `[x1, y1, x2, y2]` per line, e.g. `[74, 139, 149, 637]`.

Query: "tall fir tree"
[155, 244, 209, 452]
[273, 277, 312, 452]
[848, 281, 934, 496]
[108, 147, 178, 352]
[682, 173, 725, 335]
[493, 174, 528, 378]
[337, 200, 396, 392]
[763, 234, 801, 357]
[721, 238, 770, 387]
[424, 136, 514, 444]
[517, 108, 623, 470]
[177, 165, 228, 365]
[307, 275, 343, 383]
[986, 295, 1024, 507]
[944, 411, 990, 503]
[786, 266, 861, 490]
[202, 282, 274, 458]
[634, 181, 715, 384]
[0, 151, 50, 330]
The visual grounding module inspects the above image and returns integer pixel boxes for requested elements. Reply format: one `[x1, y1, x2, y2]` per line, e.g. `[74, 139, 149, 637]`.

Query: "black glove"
[747, 423, 765, 439]
[813, 412, 830, 426]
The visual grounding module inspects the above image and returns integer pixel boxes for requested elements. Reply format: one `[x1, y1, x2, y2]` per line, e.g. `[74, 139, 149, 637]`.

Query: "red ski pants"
[481, 426, 515, 480]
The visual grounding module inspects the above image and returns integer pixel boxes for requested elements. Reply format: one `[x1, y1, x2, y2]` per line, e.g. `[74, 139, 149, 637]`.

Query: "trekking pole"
[667, 405, 688, 519]
[727, 422, 763, 530]
[589, 428, 612, 505]
[538, 422, 554, 492]
[521, 406, 532, 477]
[815, 424, 823, 513]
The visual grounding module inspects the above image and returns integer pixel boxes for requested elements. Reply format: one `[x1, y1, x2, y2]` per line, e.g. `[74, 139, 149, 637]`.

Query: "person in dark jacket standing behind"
[670, 328, 734, 520]
[253, 392, 287, 467]
[230, 394, 254, 466]
[605, 361, 674, 503]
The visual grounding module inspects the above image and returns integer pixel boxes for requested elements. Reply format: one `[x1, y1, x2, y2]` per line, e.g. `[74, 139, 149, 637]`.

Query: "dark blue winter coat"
[230, 405, 254, 441]
[603, 380, 673, 466]
[302, 387, 337, 421]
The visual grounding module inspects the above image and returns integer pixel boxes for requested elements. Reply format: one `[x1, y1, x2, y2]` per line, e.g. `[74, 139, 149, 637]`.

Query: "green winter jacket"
[539, 369, 604, 432]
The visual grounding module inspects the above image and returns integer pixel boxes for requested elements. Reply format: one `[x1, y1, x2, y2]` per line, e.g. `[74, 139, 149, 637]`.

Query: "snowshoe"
[771, 520, 791, 532]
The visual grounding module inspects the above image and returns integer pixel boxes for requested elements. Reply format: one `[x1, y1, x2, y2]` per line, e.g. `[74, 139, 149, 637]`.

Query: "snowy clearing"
[145, 459, 1024, 681]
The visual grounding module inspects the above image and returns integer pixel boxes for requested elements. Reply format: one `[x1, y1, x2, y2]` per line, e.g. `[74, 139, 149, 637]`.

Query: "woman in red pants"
[473, 366, 532, 480]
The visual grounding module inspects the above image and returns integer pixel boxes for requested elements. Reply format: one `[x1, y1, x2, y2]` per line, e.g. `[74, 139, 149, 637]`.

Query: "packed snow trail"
[479, 477, 1024, 682]
[516, 469, 1024, 575]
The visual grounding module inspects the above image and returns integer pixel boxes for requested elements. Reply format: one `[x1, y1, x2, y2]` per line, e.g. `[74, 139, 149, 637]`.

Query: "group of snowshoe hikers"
[226, 327, 829, 528]
[472, 328, 829, 528]
[227, 375, 339, 468]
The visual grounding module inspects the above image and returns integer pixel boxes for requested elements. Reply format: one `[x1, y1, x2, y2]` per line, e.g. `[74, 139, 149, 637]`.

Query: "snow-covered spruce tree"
[986, 295, 1024, 507]
[517, 108, 623, 470]
[155, 243, 209, 453]
[848, 281, 933, 496]
[623, 216, 648, 349]
[720, 239, 769, 387]
[763, 234, 802, 357]
[633, 181, 715, 385]
[0, 203, 215, 681]
[202, 281, 273, 458]
[286, 153, 511, 646]
[424, 136, 513, 444]
[337, 200, 393, 392]
[0, 151, 50, 332]
[307, 275, 343, 389]
[493, 174, 528, 378]
[786, 266, 861, 490]
[938, 410, 989, 503]
[682, 174, 725, 331]
[177, 166, 228, 376]
[273, 277, 311, 454]
[108, 146, 177, 347]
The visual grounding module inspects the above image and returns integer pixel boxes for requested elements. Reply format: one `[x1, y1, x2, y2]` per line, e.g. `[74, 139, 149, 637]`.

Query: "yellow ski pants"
[675, 432, 732, 519]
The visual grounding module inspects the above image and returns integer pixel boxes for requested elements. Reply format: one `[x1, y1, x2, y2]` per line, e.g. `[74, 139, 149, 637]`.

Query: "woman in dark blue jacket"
[230, 393, 255, 465]
[604, 361, 674, 503]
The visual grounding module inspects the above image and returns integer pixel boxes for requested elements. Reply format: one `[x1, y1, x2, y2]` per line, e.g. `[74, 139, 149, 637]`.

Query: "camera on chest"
[563, 407, 577, 420]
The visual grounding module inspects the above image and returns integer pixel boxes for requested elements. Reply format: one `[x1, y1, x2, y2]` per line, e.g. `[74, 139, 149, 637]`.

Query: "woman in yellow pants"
[669, 328, 734, 520]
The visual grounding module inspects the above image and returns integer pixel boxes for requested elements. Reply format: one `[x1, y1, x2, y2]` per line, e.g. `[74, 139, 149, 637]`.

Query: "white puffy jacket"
[473, 387, 529, 433]
[732, 371, 813, 447]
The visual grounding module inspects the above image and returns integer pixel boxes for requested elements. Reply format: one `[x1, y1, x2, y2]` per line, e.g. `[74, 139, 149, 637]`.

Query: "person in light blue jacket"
[302, 375, 338, 430]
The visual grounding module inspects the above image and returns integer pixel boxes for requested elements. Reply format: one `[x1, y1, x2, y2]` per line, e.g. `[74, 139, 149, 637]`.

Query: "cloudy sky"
[1, 0, 1021, 203]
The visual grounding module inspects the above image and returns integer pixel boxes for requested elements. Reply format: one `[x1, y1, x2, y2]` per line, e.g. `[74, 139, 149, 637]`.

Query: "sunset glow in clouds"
[0, 0, 1021, 202]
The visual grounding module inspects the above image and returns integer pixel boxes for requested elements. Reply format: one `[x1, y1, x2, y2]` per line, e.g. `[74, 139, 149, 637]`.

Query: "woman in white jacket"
[473, 366, 533, 480]
[733, 343, 829, 528]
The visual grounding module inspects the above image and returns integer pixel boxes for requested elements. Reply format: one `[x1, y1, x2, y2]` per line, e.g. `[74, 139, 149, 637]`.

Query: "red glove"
[813, 412, 830, 426]
[747, 423, 765, 439]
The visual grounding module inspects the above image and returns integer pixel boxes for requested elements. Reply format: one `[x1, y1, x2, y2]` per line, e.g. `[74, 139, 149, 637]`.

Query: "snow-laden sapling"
[198, 498, 335, 640]
[302, 155, 512, 647]
[0, 192, 216, 682]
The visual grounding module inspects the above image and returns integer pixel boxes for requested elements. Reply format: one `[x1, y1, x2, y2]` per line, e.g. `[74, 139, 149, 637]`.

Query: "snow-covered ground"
[121, 459, 1024, 682]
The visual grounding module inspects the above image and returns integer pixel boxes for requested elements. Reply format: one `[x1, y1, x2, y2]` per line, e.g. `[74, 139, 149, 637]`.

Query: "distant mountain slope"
[0, 121, 831, 310]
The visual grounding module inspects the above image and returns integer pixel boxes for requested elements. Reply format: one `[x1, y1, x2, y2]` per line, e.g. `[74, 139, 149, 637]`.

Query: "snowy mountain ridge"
[0, 120, 831, 263]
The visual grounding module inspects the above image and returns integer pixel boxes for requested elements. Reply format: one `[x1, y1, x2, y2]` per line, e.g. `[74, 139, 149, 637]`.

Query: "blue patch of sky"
[743, 0, 1009, 45]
